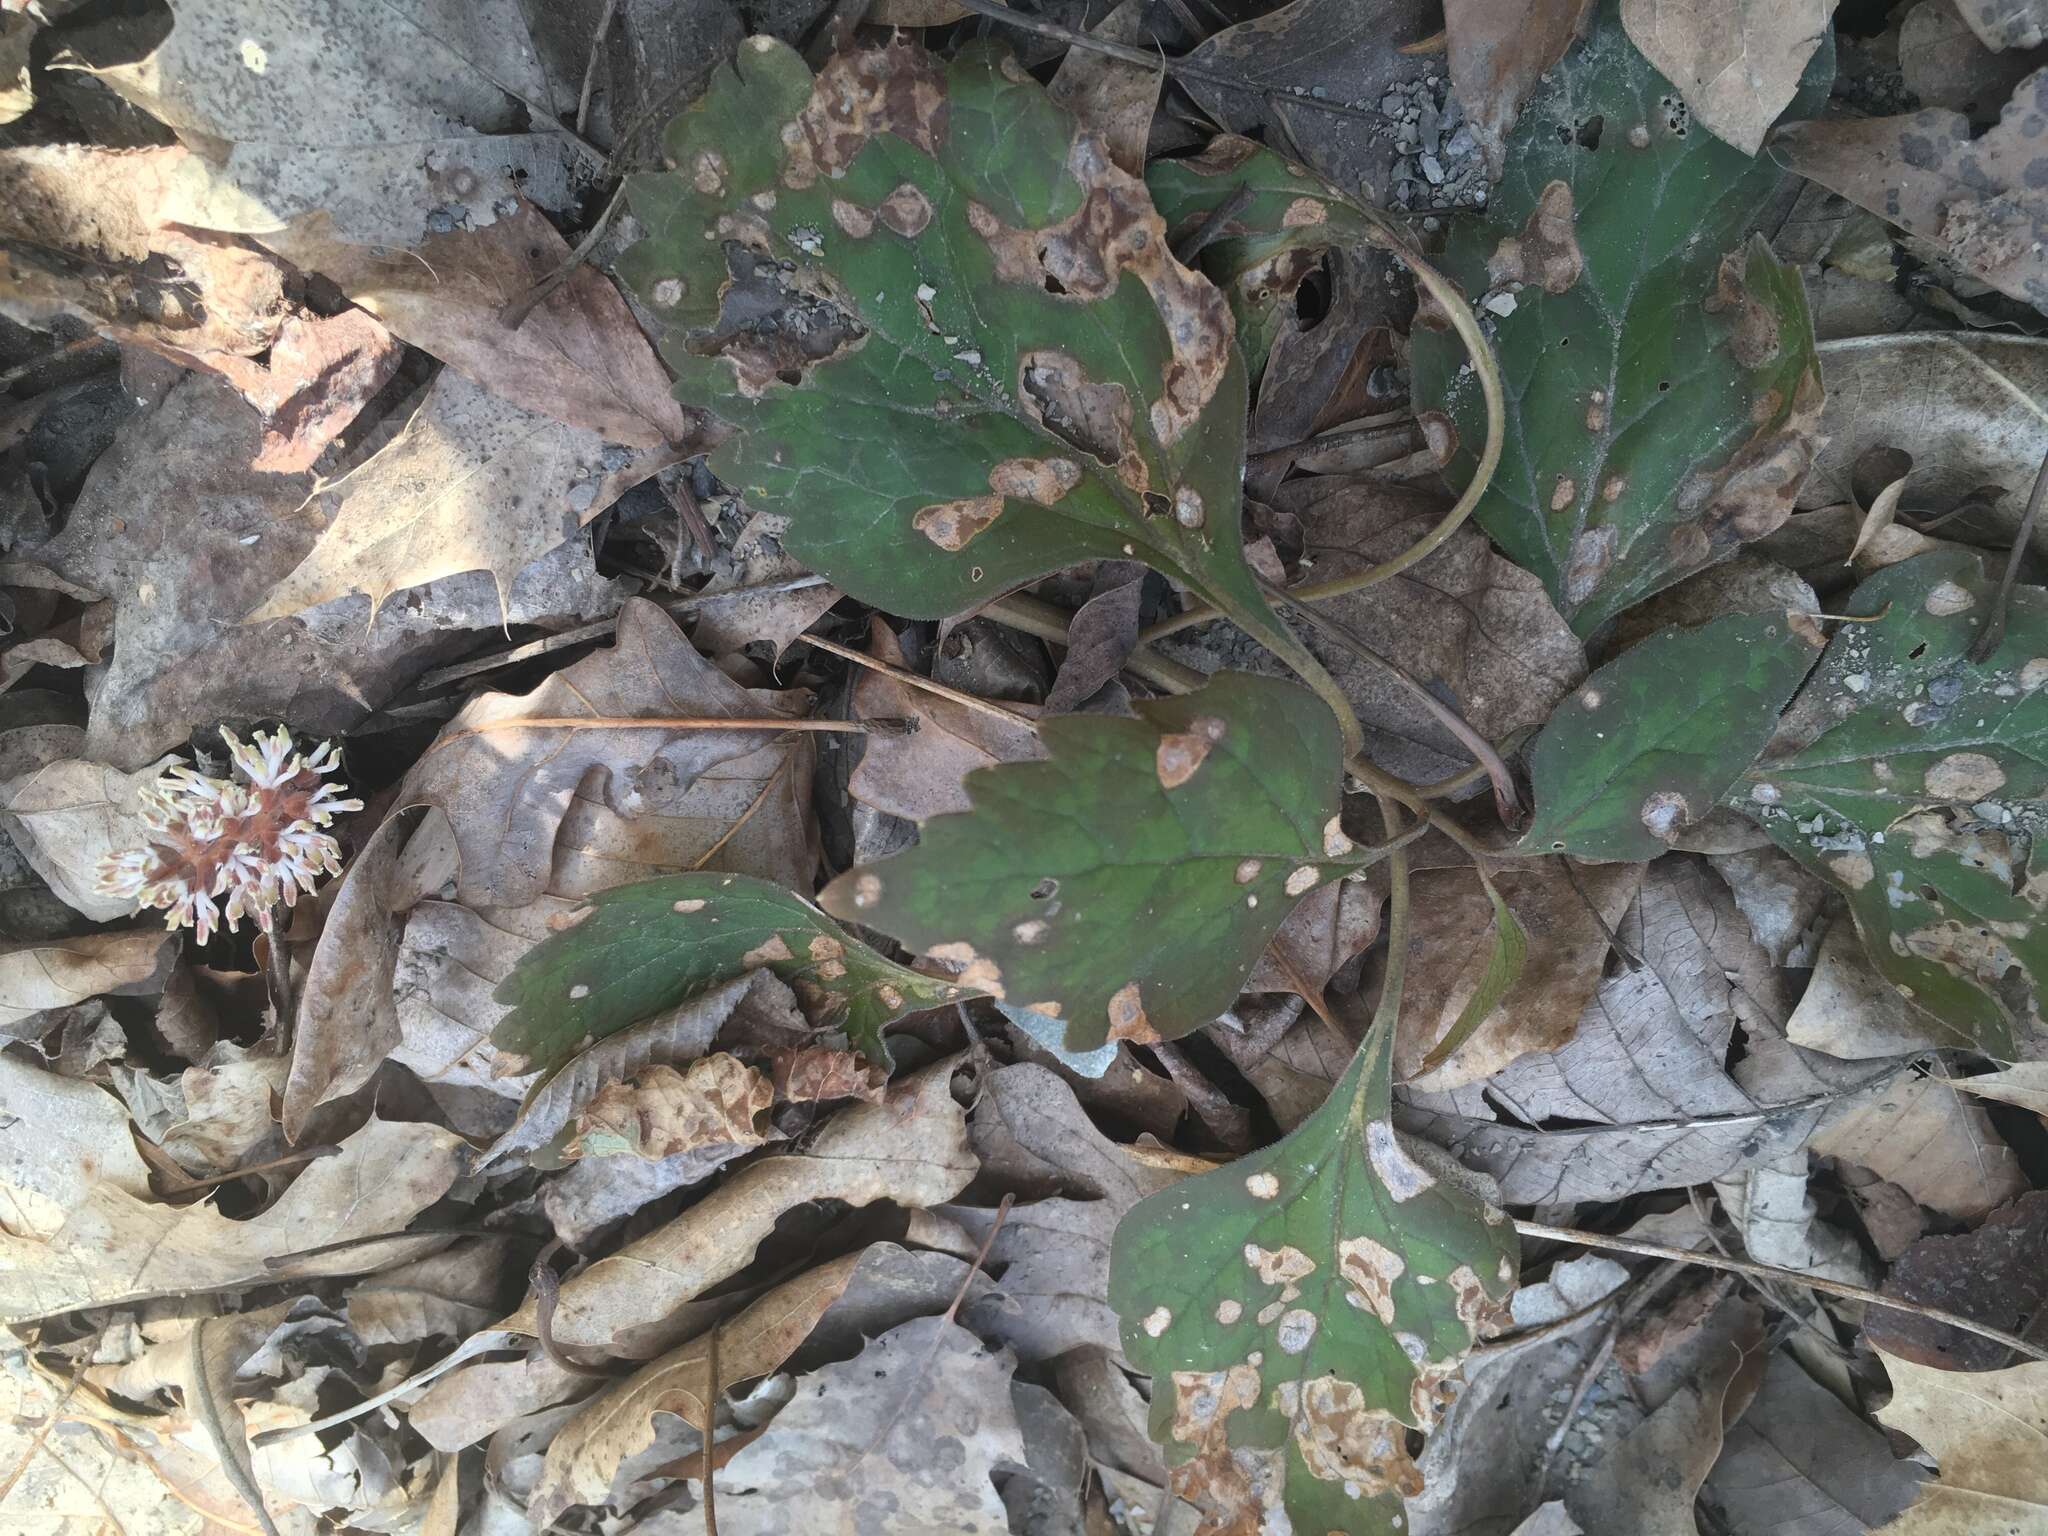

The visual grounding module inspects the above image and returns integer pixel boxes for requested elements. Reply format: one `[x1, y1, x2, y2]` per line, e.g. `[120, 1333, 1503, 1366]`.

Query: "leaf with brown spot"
[821, 673, 1398, 1053]
[618, 36, 1330, 710]
[1620, 0, 1840, 156]
[1111, 1024, 1518, 1536]
[1412, 2, 1832, 635]
[1730, 548, 2048, 1057]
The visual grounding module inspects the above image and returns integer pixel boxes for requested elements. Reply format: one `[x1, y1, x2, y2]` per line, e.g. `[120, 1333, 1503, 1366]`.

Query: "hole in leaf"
[1919, 884, 1941, 902]
[1576, 115, 1604, 150]
[1658, 380, 1671, 392]
[1909, 641, 1929, 659]
[1031, 878, 1059, 900]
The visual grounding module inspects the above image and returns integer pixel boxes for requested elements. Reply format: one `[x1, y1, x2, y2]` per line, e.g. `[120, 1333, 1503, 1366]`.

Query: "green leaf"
[1730, 550, 2048, 1057]
[1417, 868, 1528, 1074]
[1519, 611, 1821, 861]
[491, 873, 966, 1077]
[1109, 1024, 1518, 1534]
[620, 37, 1315, 690]
[1146, 135, 1371, 378]
[818, 673, 1382, 1052]
[1409, 2, 1831, 635]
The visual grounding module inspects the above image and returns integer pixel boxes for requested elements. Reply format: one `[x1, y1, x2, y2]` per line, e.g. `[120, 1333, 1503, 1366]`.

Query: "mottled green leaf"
[1410, 1, 1831, 634]
[620, 37, 1317, 690]
[1521, 612, 1822, 861]
[1109, 1024, 1518, 1535]
[492, 874, 965, 1077]
[818, 673, 1384, 1052]
[1146, 135, 1371, 377]
[1731, 550, 2048, 1057]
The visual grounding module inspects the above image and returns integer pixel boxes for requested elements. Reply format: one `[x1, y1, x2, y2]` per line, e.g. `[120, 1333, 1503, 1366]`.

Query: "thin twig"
[500, 183, 628, 332]
[1968, 443, 2048, 663]
[947, 1193, 1016, 1322]
[667, 473, 720, 569]
[425, 715, 867, 748]
[1515, 1218, 2048, 1363]
[1171, 184, 1253, 265]
[792, 632, 1041, 731]
[577, 0, 621, 138]
[413, 617, 624, 693]
[1558, 855, 1645, 971]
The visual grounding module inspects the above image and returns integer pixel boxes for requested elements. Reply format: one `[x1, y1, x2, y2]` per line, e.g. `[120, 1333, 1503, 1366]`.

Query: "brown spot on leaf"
[1827, 852, 1876, 890]
[1166, 1366, 1287, 1532]
[1487, 179, 1583, 293]
[911, 496, 1001, 551]
[877, 182, 933, 237]
[1281, 196, 1328, 227]
[742, 934, 794, 966]
[1235, 858, 1263, 884]
[1565, 525, 1617, 605]
[929, 940, 1004, 997]
[830, 198, 875, 238]
[1337, 1234, 1406, 1326]
[781, 43, 947, 191]
[1639, 789, 1691, 844]
[1366, 1121, 1437, 1202]
[1156, 731, 1212, 789]
[1274, 1378, 1424, 1499]
[974, 137, 1231, 446]
[1418, 410, 1458, 465]
[851, 873, 882, 908]
[1019, 350, 1144, 490]
[1668, 356, 1823, 563]
[1704, 247, 1783, 367]
[1925, 579, 1976, 616]
[1551, 476, 1577, 512]
[1107, 980, 1157, 1043]
[910, 455, 1082, 552]
[548, 906, 596, 931]
[1285, 866, 1320, 897]
[1925, 751, 2007, 800]
[671, 899, 706, 914]
[1323, 816, 1355, 858]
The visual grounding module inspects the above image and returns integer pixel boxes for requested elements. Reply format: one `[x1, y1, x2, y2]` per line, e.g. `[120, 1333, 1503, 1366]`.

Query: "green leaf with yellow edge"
[491, 873, 965, 1077]
[818, 672, 1388, 1053]
[619, 37, 1324, 704]
[1146, 135, 1372, 378]
[1519, 611, 1823, 861]
[1730, 550, 2048, 1059]
[1109, 1022, 1519, 1535]
[1409, 0, 1831, 635]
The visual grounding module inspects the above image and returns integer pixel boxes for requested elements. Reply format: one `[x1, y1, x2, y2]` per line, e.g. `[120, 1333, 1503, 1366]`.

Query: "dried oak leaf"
[565, 1054, 774, 1160]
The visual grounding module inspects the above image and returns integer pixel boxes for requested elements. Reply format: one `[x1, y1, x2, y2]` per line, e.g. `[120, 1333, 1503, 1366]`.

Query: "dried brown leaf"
[1445, 0, 1598, 170]
[770, 1045, 887, 1104]
[565, 1054, 773, 1160]
[1621, 0, 1840, 155]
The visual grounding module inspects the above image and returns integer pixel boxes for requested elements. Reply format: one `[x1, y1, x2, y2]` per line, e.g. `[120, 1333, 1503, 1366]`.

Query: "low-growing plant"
[488, 9, 2047, 1531]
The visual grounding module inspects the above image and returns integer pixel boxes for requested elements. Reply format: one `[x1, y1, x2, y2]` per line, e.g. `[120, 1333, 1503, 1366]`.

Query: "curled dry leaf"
[0, 928, 172, 1033]
[565, 1054, 774, 1160]
[770, 1045, 886, 1104]
[528, 1251, 865, 1523]
[0, 1116, 465, 1325]
[497, 1060, 975, 1356]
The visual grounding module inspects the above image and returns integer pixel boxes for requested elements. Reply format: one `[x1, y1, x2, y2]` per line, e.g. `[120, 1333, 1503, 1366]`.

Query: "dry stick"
[1170, 183, 1254, 265]
[531, 1242, 613, 1379]
[428, 715, 867, 744]
[413, 616, 625, 692]
[791, 632, 1043, 732]
[1515, 1218, 2048, 1364]
[702, 1322, 719, 1536]
[577, 0, 621, 138]
[1968, 442, 2048, 663]
[1136, 214, 1507, 650]
[949, 0, 1385, 123]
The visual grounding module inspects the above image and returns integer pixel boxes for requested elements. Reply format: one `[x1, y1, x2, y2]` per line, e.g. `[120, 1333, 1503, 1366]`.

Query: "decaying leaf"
[1520, 612, 1822, 860]
[0, 1117, 465, 1324]
[1775, 62, 2048, 310]
[493, 872, 962, 1078]
[710, 1316, 1026, 1535]
[0, 1053, 154, 1239]
[1866, 1190, 2048, 1369]
[497, 1061, 975, 1357]
[1735, 549, 2048, 1056]
[528, 1252, 865, 1522]
[398, 599, 805, 911]
[770, 1045, 886, 1104]
[1620, 0, 1840, 155]
[565, 1054, 774, 1160]
[0, 929, 171, 1032]
[1112, 1026, 1518, 1535]
[619, 36, 1327, 702]
[245, 370, 666, 627]
[821, 673, 1390, 1052]
[1874, 1352, 2048, 1532]
[1412, 2, 1832, 634]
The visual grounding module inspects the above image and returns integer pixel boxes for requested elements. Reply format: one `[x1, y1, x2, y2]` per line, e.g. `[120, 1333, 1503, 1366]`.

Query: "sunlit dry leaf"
[1620, 0, 1840, 155]
[1874, 1352, 2048, 1531]
[565, 1054, 773, 1160]
[0, 1052, 154, 1239]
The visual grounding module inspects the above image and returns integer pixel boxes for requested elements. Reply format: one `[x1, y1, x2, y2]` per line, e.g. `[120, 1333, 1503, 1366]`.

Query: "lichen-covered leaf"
[818, 673, 1383, 1053]
[1521, 612, 1822, 860]
[491, 873, 965, 1078]
[621, 37, 1313, 684]
[1731, 550, 2048, 1057]
[1410, 1, 1831, 634]
[1109, 1026, 1518, 1535]
[1146, 135, 1372, 377]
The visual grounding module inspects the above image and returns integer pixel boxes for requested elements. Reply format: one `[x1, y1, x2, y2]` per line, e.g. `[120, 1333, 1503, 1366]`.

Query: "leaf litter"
[4, 3, 2048, 1536]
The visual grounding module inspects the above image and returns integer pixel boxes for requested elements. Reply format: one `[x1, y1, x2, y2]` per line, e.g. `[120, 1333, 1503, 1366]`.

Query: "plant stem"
[1968, 442, 2048, 663]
